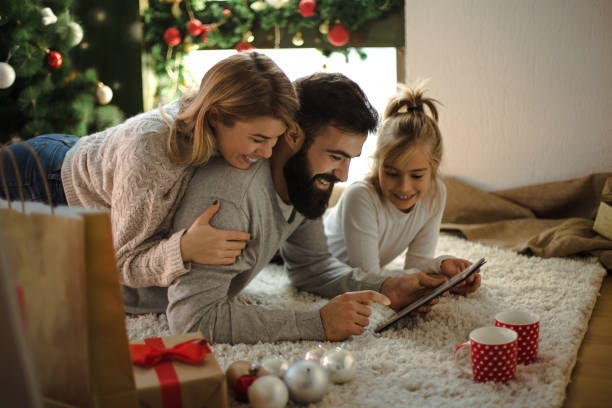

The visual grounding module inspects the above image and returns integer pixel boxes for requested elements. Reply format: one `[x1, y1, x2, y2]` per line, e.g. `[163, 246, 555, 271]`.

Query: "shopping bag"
[0, 144, 137, 407]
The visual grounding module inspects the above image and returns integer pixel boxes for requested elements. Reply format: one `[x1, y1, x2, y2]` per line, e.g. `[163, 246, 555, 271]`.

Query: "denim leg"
[0, 134, 78, 206]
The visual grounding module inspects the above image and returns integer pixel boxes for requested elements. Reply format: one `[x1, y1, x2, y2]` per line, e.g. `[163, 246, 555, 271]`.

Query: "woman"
[1, 51, 299, 288]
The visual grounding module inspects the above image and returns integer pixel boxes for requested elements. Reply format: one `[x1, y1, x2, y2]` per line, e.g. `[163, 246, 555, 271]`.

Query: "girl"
[1, 51, 299, 288]
[323, 86, 480, 294]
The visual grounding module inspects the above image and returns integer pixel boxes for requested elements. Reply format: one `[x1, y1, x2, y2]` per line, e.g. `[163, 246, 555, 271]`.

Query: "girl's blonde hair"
[163, 51, 298, 166]
[366, 84, 443, 207]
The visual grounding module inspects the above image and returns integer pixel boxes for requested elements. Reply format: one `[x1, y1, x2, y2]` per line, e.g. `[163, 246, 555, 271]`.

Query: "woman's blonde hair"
[164, 51, 298, 166]
[366, 84, 443, 207]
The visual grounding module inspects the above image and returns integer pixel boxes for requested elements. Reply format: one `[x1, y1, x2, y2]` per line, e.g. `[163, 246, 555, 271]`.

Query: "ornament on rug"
[327, 23, 349, 46]
[40, 7, 57, 25]
[163, 27, 181, 46]
[234, 374, 257, 402]
[0, 62, 16, 89]
[186, 19, 203, 36]
[248, 375, 289, 408]
[321, 347, 356, 383]
[260, 356, 290, 378]
[45, 51, 62, 69]
[226, 360, 253, 389]
[283, 360, 329, 404]
[304, 344, 327, 361]
[68, 21, 84, 46]
[299, 0, 316, 18]
[95, 82, 113, 105]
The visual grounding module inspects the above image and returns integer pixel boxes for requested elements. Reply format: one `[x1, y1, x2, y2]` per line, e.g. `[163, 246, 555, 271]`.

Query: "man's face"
[284, 125, 367, 219]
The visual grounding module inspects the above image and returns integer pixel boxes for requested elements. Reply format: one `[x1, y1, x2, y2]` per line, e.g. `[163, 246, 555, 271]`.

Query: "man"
[161, 73, 462, 344]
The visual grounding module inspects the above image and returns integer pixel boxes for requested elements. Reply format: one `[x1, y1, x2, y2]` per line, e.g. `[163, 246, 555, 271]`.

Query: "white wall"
[404, 0, 612, 191]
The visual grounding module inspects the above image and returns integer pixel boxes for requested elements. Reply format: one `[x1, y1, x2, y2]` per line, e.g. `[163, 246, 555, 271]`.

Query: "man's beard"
[283, 146, 340, 219]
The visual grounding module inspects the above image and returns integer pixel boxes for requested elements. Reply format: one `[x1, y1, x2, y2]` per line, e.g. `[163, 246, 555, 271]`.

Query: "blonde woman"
[1, 52, 299, 288]
[324, 86, 480, 294]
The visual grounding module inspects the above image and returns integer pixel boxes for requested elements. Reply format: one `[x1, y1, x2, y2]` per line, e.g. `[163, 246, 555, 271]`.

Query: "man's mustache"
[313, 173, 340, 184]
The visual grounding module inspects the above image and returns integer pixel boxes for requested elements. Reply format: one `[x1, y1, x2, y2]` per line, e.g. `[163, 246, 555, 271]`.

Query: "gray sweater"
[125, 157, 386, 344]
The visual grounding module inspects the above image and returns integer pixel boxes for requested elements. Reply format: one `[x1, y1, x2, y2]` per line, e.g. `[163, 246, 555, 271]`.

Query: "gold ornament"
[292, 32, 304, 47]
[96, 82, 113, 105]
[319, 20, 329, 34]
[243, 30, 255, 43]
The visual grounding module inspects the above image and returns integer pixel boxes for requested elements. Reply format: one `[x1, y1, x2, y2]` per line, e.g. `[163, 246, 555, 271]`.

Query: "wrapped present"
[131, 332, 227, 408]
[594, 177, 612, 240]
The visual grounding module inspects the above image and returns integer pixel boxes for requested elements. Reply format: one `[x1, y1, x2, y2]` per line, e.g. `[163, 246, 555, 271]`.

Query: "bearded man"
[125, 73, 447, 344]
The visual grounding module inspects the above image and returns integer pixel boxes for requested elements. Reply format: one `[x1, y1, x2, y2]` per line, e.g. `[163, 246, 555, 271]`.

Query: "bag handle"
[0, 142, 54, 214]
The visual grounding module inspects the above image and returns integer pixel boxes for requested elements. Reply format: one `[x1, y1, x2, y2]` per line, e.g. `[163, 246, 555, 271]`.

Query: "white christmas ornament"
[304, 344, 327, 361]
[260, 356, 290, 378]
[265, 0, 291, 9]
[321, 347, 356, 383]
[40, 7, 57, 26]
[96, 82, 113, 105]
[0, 62, 16, 89]
[283, 360, 328, 404]
[248, 376, 288, 408]
[69, 22, 84, 46]
[250, 1, 267, 11]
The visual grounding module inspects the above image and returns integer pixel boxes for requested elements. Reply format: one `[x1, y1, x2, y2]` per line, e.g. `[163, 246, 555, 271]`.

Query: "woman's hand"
[440, 258, 481, 294]
[180, 201, 250, 265]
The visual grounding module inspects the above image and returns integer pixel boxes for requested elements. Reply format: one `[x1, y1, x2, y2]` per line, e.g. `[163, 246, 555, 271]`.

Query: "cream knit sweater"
[61, 101, 196, 287]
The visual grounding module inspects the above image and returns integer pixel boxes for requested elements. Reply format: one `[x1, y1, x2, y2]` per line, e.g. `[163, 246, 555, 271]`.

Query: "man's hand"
[380, 272, 448, 311]
[320, 291, 390, 341]
[440, 258, 481, 295]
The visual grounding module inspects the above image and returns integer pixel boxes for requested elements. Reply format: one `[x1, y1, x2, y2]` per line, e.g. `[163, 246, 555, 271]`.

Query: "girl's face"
[378, 146, 432, 212]
[214, 116, 287, 170]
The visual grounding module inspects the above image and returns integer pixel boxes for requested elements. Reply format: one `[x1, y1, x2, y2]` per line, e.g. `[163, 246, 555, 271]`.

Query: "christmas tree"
[0, 0, 124, 143]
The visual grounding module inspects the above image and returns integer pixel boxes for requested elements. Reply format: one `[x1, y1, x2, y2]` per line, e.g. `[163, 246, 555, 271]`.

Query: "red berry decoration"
[299, 0, 316, 17]
[163, 27, 181, 47]
[235, 41, 254, 52]
[234, 374, 256, 402]
[327, 23, 349, 46]
[45, 51, 63, 70]
[222, 8, 231, 16]
[186, 19, 203, 36]
[200, 25, 211, 42]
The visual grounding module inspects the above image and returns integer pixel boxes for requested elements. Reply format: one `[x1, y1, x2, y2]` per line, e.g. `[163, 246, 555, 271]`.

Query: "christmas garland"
[142, 0, 404, 101]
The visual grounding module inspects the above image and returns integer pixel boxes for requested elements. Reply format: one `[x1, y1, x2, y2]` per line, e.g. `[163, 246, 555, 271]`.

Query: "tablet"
[374, 258, 486, 333]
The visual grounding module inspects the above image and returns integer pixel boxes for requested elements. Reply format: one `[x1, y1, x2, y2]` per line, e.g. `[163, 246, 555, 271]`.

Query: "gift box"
[594, 178, 612, 241]
[131, 332, 227, 408]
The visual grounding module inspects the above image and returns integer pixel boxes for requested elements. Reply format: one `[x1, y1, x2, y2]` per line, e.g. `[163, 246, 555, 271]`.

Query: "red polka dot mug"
[495, 310, 539, 365]
[454, 326, 518, 383]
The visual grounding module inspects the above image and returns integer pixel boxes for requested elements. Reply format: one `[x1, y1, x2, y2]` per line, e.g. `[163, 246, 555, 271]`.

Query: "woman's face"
[378, 146, 432, 212]
[213, 116, 287, 170]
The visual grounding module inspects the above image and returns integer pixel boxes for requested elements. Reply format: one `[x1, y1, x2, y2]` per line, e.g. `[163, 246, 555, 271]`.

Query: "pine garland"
[143, 0, 403, 101]
[0, 0, 124, 142]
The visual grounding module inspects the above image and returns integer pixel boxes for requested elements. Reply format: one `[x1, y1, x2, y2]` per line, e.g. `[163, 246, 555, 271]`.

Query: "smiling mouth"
[393, 192, 417, 201]
[244, 155, 259, 163]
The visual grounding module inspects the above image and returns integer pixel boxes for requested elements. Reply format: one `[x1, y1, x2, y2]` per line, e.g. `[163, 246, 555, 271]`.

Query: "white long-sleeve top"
[323, 179, 451, 276]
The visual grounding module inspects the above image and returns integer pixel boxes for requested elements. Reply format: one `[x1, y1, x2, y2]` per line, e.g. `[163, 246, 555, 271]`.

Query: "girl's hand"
[180, 201, 250, 265]
[441, 258, 481, 294]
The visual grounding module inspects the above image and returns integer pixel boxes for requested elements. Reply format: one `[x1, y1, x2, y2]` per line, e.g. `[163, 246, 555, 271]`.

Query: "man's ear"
[283, 124, 305, 153]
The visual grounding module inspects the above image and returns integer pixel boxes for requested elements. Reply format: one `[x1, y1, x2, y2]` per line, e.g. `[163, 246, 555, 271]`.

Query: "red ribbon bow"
[130, 338, 212, 367]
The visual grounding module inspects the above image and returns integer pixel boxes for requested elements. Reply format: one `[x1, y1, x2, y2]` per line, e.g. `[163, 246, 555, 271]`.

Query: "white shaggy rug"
[126, 234, 606, 408]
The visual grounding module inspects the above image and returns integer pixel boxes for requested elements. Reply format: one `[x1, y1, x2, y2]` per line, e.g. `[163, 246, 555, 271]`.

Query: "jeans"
[0, 134, 78, 206]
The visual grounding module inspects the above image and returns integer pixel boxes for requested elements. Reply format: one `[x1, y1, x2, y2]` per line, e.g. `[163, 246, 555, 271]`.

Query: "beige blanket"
[441, 173, 612, 269]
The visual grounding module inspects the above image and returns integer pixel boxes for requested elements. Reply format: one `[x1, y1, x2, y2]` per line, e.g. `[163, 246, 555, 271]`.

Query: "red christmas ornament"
[327, 23, 349, 46]
[186, 19, 203, 36]
[234, 374, 256, 402]
[299, 0, 316, 17]
[235, 41, 254, 52]
[45, 51, 63, 70]
[222, 8, 232, 16]
[163, 27, 181, 47]
[200, 25, 212, 42]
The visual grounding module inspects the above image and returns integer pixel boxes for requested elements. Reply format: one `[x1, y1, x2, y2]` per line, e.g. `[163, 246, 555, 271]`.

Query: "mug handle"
[454, 341, 472, 377]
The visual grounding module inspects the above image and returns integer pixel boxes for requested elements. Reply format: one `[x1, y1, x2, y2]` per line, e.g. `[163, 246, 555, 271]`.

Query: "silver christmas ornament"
[304, 344, 327, 361]
[0, 62, 16, 89]
[96, 82, 113, 105]
[283, 360, 328, 404]
[69, 22, 84, 46]
[260, 356, 290, 378]
[321, 347, 356, 383]
[248, 375, 288, 408]
[40, 7, 57, 26]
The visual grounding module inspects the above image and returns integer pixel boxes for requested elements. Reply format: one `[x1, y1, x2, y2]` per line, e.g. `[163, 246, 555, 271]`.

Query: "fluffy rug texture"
[126, 234, 606, 408]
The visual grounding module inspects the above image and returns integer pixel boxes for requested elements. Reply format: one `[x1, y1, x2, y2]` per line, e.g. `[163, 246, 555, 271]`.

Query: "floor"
[563, 272, 612, 408]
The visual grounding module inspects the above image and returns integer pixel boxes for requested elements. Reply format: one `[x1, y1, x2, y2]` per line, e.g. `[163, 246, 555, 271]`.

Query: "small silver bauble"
[321, 347, 356, 384]
[283, 360, 328, 404]
[248, 375, 289, 408]
[96, 82, 113, 105]
[68, 22, 84, 46]
[0, 62, 16, 89]
[304, 344, 327, 361]
[260, 356, 290, 378]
